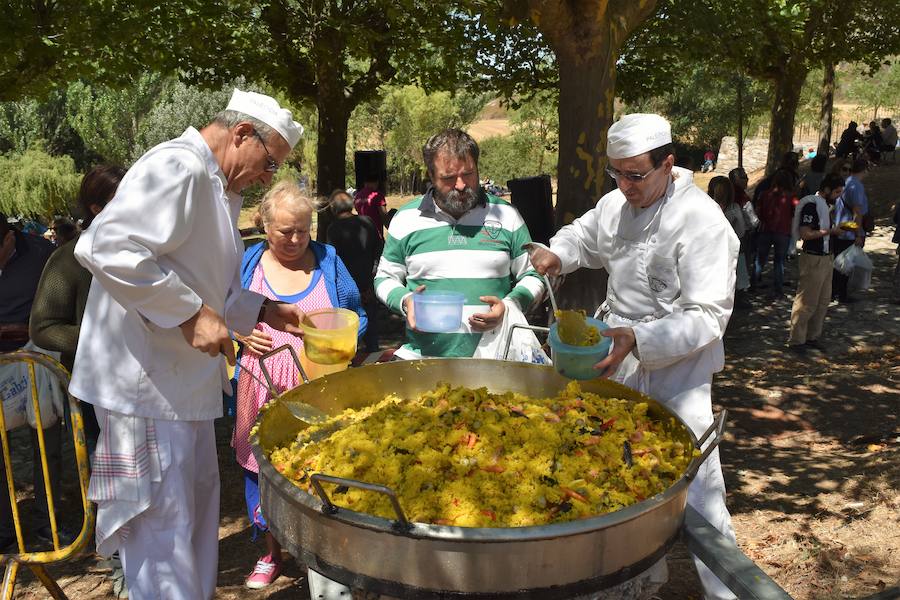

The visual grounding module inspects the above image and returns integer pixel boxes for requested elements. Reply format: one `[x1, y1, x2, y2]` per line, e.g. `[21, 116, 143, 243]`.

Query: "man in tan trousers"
[788, 172, 846, 353]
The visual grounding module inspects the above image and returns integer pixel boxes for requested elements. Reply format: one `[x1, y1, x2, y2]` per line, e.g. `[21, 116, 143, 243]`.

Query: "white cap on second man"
[607, 113, 672, 160]
[226, 89, 304, 149]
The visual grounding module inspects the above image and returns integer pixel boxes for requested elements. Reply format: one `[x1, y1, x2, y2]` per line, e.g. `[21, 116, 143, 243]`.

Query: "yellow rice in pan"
[268, 381, 695, 528]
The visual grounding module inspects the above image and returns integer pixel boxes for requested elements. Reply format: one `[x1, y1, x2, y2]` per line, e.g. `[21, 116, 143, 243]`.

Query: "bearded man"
[374, 128, 544, 358]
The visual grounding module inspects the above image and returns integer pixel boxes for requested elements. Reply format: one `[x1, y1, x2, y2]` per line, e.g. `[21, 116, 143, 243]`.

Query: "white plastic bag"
[474, 301, 551, 364]
[0, 342, 65, 430]
[848, 266, 872, 293]
[848, 249, 874, 293]
[742, 201, 760, 229]
[834, 245, 868, 276]
[0, 367, 29, 430]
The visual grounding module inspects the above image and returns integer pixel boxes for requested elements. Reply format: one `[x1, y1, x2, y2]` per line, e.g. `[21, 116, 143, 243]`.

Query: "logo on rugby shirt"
[483, 220, 502, 239]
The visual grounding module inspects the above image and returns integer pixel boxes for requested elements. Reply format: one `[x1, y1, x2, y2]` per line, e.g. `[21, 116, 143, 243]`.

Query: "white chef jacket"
[70, 127, 264, 421]
[551, 167, 740, 600]
[549, 167, 739, 432]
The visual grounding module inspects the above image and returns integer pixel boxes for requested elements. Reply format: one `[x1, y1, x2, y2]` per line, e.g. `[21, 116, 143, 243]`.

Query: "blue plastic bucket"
[548, 317, 612, 380]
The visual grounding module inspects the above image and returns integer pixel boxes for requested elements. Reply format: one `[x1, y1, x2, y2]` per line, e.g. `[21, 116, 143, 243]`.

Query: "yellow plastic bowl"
[300, 308, 360, 365]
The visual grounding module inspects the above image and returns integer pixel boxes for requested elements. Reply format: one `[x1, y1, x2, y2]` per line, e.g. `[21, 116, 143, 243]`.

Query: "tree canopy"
[621, 0, 900, 172]
[621, 63, 772, 150]
[1, 1, 230, 101]
[844, 60, 900, 119]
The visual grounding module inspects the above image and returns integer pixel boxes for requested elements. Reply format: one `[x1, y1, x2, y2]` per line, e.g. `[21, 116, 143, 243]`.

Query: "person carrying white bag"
[834, 244, 873, 294]
[831, 159, 869, 303]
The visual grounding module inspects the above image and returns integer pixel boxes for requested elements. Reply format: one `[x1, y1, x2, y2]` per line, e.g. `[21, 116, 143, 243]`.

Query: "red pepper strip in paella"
[560, 487, 589, 503]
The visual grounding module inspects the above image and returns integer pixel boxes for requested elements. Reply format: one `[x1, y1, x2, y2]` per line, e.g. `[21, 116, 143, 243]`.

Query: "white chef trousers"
[607, 315, 737, 600]
[117, 418, 220, 600]
[624, 372, 737, 600]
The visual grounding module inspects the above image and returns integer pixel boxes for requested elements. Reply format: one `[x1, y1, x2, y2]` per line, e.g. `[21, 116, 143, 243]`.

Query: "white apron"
[599, 199, 737, 600]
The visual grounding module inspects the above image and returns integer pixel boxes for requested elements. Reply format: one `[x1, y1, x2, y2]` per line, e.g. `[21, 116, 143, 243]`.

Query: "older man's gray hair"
[213, 109, 277, 142]
[422, 129, 479, 175]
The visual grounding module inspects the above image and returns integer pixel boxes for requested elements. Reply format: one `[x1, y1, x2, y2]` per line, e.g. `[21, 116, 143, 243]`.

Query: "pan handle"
[501, 323, 549, 361]
[684, 409, 728, 481]
[259, 344, 310, 393]
[310, 473, 411, 531]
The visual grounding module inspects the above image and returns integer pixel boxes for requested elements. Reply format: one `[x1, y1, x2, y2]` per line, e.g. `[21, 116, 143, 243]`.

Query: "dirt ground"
[6, 162, 899, 599]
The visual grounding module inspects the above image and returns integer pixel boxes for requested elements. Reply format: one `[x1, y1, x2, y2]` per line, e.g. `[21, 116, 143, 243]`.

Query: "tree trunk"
[765, 63, 809, 175]
[529, 0, 657, 312]
[554, 53, 618, 228]
[549, 52, 620, 311]
[314, 97, 350, 241]
[817, 63, 835, 157]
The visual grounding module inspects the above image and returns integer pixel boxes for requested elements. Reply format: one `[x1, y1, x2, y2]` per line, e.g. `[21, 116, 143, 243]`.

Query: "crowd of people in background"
[706, 131, 900, 354]
[835, 118, 898, 165]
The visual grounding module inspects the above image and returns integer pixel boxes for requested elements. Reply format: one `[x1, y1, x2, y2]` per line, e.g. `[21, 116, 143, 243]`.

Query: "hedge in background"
[0, 147, 81, 217]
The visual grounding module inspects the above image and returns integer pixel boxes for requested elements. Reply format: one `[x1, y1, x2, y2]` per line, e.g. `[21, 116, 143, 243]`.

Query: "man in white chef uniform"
[70, 90, 305, 599]
[529, 114, 740, 600]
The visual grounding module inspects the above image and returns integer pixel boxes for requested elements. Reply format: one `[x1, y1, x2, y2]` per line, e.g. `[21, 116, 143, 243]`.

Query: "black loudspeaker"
[507, 175, 555, 245]
[354, 150, 387, 193]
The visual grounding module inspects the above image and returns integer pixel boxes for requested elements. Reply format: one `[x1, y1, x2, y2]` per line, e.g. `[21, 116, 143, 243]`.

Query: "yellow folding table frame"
[0, 351, 94, 599]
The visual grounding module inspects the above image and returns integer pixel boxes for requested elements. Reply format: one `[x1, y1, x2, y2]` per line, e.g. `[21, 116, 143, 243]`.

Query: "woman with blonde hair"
[231, 179, 366, 589]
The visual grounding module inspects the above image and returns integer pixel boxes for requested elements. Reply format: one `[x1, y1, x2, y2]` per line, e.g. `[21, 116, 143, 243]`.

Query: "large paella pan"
[250, 357, 725, 599]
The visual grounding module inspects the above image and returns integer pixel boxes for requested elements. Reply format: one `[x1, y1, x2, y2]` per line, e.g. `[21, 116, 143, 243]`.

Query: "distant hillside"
[478, 98, 508, 120]
[468, 99, 511, 141]
[468, 118, 511, 141]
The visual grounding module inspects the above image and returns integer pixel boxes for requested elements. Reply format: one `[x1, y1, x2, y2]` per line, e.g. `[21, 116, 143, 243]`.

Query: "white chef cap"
[606, 113, 672, 160]
[226, 89, 304, 149]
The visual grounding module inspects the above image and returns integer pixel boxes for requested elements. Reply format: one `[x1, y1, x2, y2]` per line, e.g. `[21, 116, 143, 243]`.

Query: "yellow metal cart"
[0, 351, 94, 599]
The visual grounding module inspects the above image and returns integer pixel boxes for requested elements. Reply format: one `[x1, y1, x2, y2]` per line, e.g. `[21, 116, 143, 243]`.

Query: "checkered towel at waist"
[88, 408, 162, 503]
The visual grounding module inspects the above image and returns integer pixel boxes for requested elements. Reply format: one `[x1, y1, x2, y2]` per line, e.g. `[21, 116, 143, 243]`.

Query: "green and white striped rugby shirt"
[375, 190, 544, 359]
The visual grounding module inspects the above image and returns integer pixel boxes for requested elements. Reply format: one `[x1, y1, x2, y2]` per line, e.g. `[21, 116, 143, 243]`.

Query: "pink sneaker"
[245, 554, 282, 589]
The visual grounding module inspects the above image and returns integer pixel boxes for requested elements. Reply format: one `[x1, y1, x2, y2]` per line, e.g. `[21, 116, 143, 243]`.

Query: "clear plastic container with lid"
[413, 291, 466, 333]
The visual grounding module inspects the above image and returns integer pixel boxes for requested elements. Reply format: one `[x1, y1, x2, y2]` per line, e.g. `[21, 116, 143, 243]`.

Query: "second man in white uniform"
[529, 114, 740, 600]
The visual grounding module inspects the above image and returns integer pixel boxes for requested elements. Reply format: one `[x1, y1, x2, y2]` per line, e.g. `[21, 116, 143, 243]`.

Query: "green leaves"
[622, 64, 772, 149]
[843, 60, 900, 117]
[0, 148, 81, 218]
[347, 85, 489, 191]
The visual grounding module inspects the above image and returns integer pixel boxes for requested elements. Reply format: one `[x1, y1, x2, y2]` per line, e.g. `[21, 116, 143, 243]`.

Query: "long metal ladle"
[522, 242, 559, 316]
[241, 364, 330, 425]
[237, 344, 331, 425]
